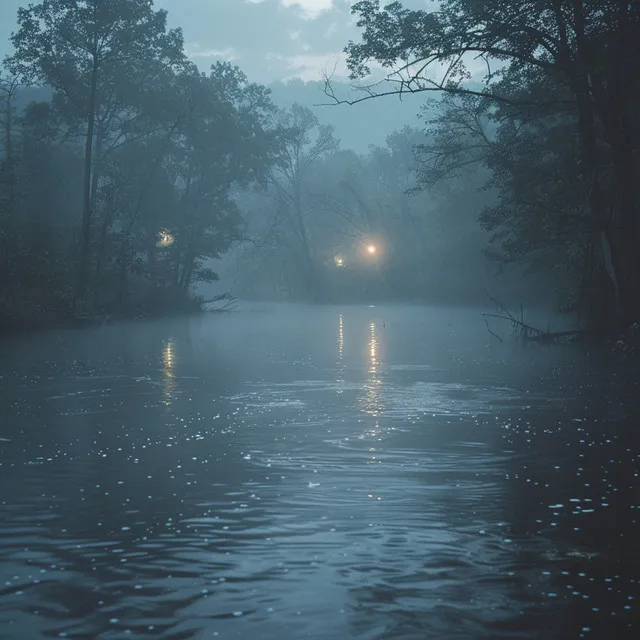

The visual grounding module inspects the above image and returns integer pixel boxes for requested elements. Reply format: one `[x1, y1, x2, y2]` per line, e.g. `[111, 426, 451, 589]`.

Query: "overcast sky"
[0, 0, 433, 84]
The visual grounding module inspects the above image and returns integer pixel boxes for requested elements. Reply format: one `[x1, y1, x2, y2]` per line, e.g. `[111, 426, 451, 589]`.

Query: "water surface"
[1, 304, 638, 639]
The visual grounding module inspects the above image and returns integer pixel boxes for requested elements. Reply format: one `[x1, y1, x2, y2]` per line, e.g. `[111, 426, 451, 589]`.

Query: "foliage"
[227, 123, 493, 304]
[332, 0, 640, 328]
[0, 2, 280, 330]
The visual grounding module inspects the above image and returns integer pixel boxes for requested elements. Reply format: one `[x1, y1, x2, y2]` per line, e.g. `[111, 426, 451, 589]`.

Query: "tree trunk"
[293, 179, 322, 302]
[93, 210, 112, 308]
[148, 240, 158, 309]
[179, 224, 198, 295]
[180, 255, 195, 294]
[3, 84, 16, 215]
[595, 1, 640, 325]
[571, 0, 619, 328]
[117, 250, 129, 311]
[76, 55, 99, 307]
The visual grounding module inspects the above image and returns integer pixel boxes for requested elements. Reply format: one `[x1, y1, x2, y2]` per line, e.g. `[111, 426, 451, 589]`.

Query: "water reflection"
[360, 320, 383, 416]
[1, 306, 638, 640]
[162, 338, 176, 403]
[369, 322, 377, 373]
[337, 314, 345, 391]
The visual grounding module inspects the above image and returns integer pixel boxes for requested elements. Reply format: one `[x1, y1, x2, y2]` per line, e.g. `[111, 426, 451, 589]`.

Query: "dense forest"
[327, 0, 640, 331]
[0, 0, 638, 333]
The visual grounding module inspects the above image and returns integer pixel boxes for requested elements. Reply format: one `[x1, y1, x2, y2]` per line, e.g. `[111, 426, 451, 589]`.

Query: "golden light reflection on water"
[336, 313, 345, 393]
[369, 322, 377, 374]
[360, 320, 383, 416]
[162, 339, 176, 404]
[364, 420, 381, 440]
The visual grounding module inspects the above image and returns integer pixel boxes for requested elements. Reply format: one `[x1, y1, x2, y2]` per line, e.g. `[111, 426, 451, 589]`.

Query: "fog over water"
[2, 1, 640, 638]
[1, 304, 638, 639]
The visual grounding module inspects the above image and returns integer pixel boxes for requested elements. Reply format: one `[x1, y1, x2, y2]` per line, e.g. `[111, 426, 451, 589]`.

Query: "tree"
[168, 63, 278, 297]
[0, 72, 19, 217]
[7, 0, 186, 307]
[227, 123, 492, 305]
[329, 0, 640, 328]
[0, 96, 82, 328]
[269, 103, 339, 300]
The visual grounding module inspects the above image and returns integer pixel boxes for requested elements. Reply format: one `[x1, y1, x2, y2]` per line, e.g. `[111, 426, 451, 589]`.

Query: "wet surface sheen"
[1, 304, 639, 639]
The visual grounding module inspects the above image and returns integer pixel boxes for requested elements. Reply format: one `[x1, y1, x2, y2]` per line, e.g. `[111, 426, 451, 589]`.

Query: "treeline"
[0, 0, 503, 328]
[226, 119, 493, 304]
[0, 0, 280, 329]
[4, 0, 634, 330]
[336, 0, 640, 330]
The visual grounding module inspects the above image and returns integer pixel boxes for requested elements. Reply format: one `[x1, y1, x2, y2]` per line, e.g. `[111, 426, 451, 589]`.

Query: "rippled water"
[1, 304, 639, 639]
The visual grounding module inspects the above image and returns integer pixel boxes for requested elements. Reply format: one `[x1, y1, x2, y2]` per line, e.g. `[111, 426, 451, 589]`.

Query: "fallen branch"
[483, 293, 588, 344]
[481, 311, 544, 336]
[202, 293, 237, 312]
[484, 318, 503, 342]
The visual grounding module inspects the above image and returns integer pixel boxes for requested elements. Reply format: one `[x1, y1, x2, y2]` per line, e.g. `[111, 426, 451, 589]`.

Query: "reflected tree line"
[1, 0, 638, 332]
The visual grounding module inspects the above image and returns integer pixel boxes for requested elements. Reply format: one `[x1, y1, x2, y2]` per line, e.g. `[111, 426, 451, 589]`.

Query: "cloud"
[152, 0, 360, 82]
[0, 0, 446, 84]
[186, 46, 240, 61]
[280, 0, 334, 20]
[266, 51, 348, 81]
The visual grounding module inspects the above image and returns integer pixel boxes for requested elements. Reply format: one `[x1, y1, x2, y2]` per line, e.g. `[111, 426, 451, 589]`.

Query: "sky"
[0, 0, 432, 84]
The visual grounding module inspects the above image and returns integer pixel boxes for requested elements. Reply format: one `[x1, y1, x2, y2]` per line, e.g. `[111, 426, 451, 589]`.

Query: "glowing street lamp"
[366, 244, 377, 255]
[334, 255, 345, 268]
[156, 229, 174, 248]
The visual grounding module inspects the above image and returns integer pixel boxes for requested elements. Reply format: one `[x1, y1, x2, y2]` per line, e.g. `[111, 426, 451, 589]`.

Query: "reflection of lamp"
[336, 314, 345, 393]
[162, 339, 175, 404]
[358, 321, 383, 416]
[369, 321, 377, 372]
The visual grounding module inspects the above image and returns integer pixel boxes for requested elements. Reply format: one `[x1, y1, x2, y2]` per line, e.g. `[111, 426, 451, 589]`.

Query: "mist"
[1, 1, 639, 639]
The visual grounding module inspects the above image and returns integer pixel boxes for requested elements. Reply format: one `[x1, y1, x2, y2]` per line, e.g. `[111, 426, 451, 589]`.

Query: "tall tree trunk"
[93, 210, 112, 309]
[293, 178, 322, 302]
[3, 82, 16, 215]
[180, 254, 195, 294]
[90, 125, 107, 308]
[571, 0, 619, 328]
[117, 248, 129, 311]
[179, 224, 198, 295]
[595, 1, 640, 325]
[148, 240, 158, 309]
[76, 56, 99, 307]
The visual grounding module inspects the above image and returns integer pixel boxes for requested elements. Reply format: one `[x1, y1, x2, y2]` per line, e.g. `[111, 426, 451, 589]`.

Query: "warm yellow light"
[367, 244, 376, 255]
[334, 255, 345, 267]
[157, 229, 174, 248]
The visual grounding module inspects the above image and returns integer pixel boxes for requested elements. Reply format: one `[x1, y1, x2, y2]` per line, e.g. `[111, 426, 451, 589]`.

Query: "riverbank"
[0, 299, 206, 339]
[2, 297, 639, 360]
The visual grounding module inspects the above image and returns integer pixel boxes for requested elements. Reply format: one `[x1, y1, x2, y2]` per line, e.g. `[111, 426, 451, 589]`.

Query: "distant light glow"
[334, 255, 345, 267]
[157, 229, 174, 248]
[367, 244, 377, 255]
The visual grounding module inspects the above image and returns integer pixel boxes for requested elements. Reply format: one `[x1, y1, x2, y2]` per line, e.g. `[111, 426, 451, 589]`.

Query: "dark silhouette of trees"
[326, 0, 640, 329]
[7, 0, 187, 308]
[0, 2, 281, 329]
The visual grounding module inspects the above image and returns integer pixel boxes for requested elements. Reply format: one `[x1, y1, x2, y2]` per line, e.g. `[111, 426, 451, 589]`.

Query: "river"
[0, 303, 638, 639]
